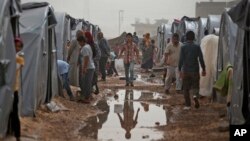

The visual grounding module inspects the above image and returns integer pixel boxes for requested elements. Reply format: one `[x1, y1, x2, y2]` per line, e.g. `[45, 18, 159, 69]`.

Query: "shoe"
[183, 106, 191, 110]
[130, 83, 134, 87]
[94, 90, 99, 95]
[165, 90, 170, 94]
[194, 97, 200, 109]
[125, 83, 129, 86]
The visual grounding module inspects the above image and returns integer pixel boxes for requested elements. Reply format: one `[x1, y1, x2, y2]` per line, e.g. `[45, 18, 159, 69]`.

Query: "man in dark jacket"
[178, 31, 206, 110]
[97, 32, 111, 81]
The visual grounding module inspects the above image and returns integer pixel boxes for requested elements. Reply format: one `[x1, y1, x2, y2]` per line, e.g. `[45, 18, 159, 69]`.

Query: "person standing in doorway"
[77, 35, 95, 103]
[178, 31, 206, 110]
[119, 33, 140, 87]
[8, 37, 24, 141]
[164, 33, 182, 94]
[97, 32, 110, 81]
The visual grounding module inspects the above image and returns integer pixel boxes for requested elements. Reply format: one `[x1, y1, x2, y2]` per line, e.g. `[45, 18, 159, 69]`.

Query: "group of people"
[163, 31, 206, 110]
[58, 29, 206, 110]
[59, 31, 111, 103]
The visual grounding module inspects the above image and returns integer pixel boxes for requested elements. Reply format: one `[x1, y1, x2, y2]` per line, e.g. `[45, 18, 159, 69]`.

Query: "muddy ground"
[4, 66, 229, 141]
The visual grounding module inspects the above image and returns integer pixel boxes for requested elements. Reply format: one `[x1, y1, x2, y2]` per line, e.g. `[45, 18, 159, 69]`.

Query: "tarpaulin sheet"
[19, 3, 58, 116]
[0, 0, 21, 137]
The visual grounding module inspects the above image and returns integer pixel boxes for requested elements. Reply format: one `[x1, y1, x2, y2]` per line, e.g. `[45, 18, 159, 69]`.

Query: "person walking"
[97, 32, 111, 81]
[140, 33, 152, 73]
[164, 33, 182, 94]
[77, 35, 95, 103]
[57, 60, 75, 101]
[119, 33, 140, 87]
[178, 31, 206, 110]
[85, 31, 101, 94]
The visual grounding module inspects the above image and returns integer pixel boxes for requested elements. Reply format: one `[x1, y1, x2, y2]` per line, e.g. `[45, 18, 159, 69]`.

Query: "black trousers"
[8, 91, 21, 138]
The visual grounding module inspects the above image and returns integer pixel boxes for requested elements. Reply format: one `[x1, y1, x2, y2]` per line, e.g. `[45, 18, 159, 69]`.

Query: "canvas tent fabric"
[171, 19, 180, 34]
[197, 18, 207, 45]
[71, 20, 83, 39]
[199, 35, 218, 97]
[19, 2, 58, 116]
[55, 12, 71, 60]
[227, 0, 250, 125]
[177, 16, 200, 43]
[206, 15, 221, 34]
[0, 0, 22, 138]
[217, 11, 238, 74]
[156, 24, 172, 63]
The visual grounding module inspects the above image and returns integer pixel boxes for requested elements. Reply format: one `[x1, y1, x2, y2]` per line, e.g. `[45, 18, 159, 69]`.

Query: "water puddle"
[78, 89, 169, 140]
[137, 75, 164, 85]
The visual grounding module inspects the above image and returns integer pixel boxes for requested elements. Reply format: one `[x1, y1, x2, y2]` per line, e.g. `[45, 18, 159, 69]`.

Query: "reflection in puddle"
[79, 89, 168, 140]
[136, 75, 164, 85]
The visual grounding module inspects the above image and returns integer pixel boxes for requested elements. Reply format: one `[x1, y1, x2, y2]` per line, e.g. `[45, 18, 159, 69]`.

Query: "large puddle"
[78, 89, 169, 140]
[136, 75, 164, 85]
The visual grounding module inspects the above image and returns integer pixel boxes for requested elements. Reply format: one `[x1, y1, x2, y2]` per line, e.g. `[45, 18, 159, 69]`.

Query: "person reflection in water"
[117, 90, 140, 139]
[79, 100, 110, 139]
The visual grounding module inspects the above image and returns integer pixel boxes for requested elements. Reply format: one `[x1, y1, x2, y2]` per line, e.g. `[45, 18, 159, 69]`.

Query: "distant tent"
[19, 2, 58, 116]
[108, 32, 127, 49]
[227, 0, 250, 125]
[206, 15, 221, 34]
[92, 25, 101, 41]
[171, 19, 180, 34]
[197, 18, 207, 45]
[71, 19, 84, 39]
[0, 0, 22, 137]
[55, 12, 71, 60]
[177, 16, 200, 43]
[156, 24, 172, 62]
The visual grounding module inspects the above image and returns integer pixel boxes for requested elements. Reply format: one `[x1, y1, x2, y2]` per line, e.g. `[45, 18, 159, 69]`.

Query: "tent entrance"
[243, 31, 250, 124]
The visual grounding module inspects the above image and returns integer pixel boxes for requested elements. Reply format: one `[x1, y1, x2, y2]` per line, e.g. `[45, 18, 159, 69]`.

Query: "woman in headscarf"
[85, 31, 101, 94]
[140, 33, 154, 73]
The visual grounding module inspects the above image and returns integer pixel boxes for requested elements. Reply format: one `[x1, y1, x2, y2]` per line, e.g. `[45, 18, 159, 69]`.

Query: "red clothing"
[120, 42, 139, 64]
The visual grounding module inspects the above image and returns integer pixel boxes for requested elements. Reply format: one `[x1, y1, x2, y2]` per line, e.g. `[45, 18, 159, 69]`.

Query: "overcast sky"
[22, 0, 228, 38]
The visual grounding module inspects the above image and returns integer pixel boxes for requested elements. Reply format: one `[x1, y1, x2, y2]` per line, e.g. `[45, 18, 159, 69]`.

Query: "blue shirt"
[57, 60, 69, 75]
[110, 51, 116, 61]
[178, 42, 206, 73]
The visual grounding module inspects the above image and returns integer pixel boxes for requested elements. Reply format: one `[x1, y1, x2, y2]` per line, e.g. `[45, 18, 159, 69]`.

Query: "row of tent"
[157, 0, 250, 125]
[156, 15, 221, 61]
[0, 0, 101, 138]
